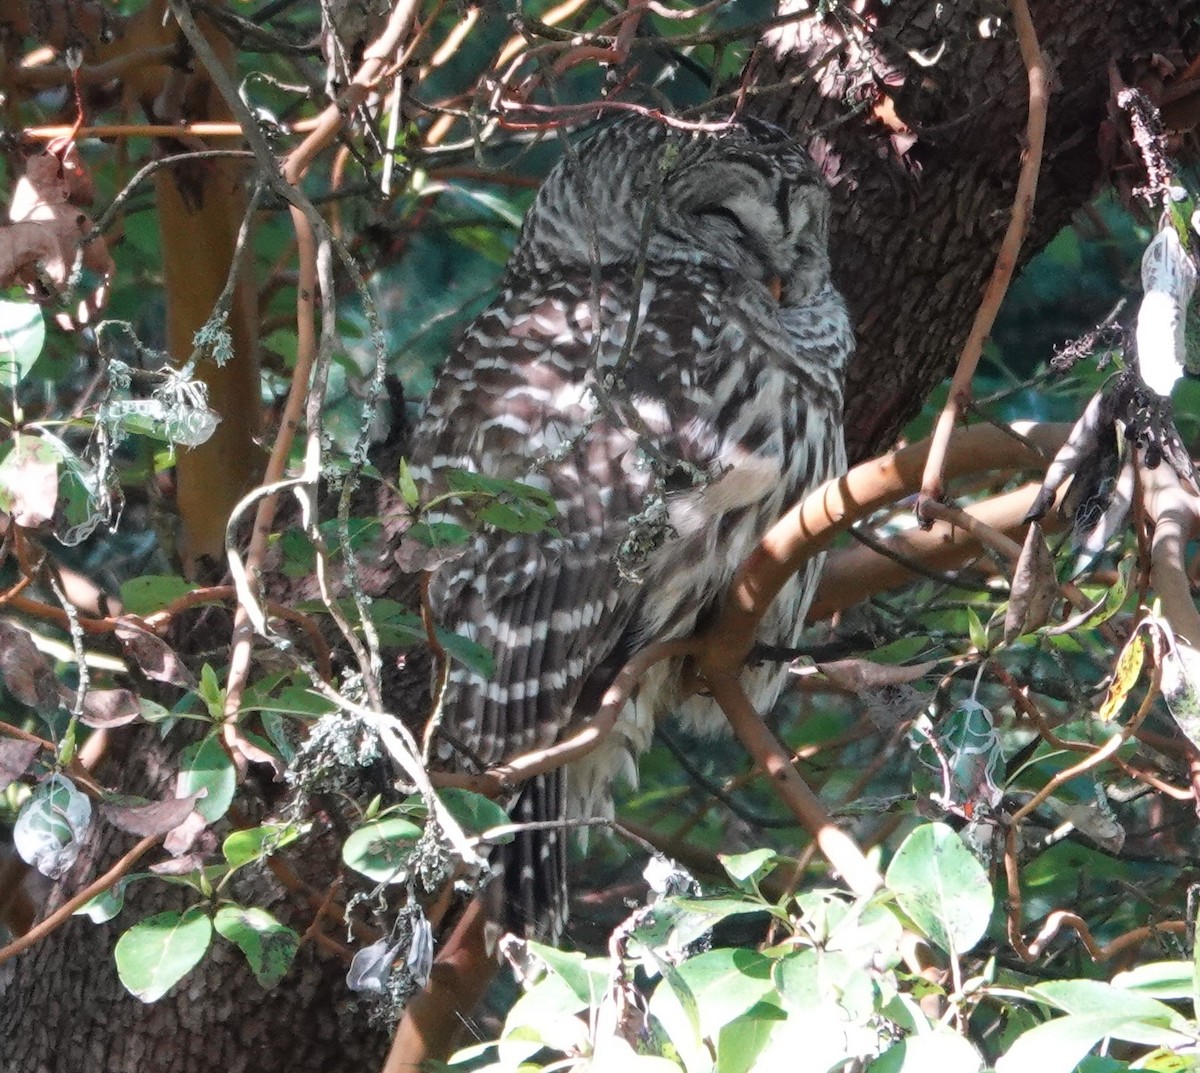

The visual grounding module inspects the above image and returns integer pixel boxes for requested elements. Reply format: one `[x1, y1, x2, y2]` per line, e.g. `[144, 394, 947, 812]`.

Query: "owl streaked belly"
[564, 283, 851, 822]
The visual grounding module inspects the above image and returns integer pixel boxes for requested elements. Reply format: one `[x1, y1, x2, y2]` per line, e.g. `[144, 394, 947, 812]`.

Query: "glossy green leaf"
[119, 575, 198, 616]
[223, 822, 305, 869]
[397, 457, 419, 507]
[869, 1029, 984, 1072]
[885, 822, 992, 955]
[719, 848, 778, 895]
[213, 905, 299, 990]
[995, 1011, 1186, 1073]
[669, 947, 775, 1029]
[341, 815, 421, 883]
[177, 734, 236, 824]
[115, 907, 213, 1003]
[438, 787, 512, 840]
[0, 299, 45, 385]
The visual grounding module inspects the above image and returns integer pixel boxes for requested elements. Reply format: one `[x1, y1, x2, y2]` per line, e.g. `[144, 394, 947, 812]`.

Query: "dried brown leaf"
[815, 658, 938, 693]
[0, 620, 64, 712]
[0, 737, 40, 790]
[1004, 522, 1059, 642]
[162, 808, 210, 857]
[114, 618, 196, 688]
[75, 687, 141, 728]
[100, 791, 204, 836]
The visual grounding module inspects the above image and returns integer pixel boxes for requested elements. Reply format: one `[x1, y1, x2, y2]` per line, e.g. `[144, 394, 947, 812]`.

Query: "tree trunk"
[743, 0, 1200, 463]
[2, 2, 1198, 1069]
[0, 725, 391, 1073]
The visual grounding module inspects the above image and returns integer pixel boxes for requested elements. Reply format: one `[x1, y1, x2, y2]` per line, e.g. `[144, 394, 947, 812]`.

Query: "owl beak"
[767, 276, 783, 302]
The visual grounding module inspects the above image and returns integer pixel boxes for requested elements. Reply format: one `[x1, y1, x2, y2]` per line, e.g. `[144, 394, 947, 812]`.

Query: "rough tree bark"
[0, 724, 391, 1071]
[2, 2, 1198, 1071]
[745, 0, 1200, 463]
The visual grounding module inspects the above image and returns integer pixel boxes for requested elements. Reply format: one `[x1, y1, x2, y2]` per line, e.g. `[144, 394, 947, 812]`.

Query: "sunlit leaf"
[342, 815, 421, 883]
[0, 435, 59, 527]
[115, 906, 213, 1003]
[213, 905, 298, 990]
[0, 298, 45, 385]
[177, 734, 236, 824]
[222, 822, 305, 869]
[1097, 630, 1146, 722]
[119, 575, 198, 616]
[885, 822, 992, 955]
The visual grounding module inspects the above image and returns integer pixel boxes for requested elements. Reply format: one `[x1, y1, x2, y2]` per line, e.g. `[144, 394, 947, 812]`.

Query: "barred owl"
[406, 115, 852, 938]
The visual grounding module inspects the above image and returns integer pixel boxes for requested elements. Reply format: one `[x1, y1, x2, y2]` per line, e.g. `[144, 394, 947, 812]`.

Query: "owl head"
[508, 115, 832, 303]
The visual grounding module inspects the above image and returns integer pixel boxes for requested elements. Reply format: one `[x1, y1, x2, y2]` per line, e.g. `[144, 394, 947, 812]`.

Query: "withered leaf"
[163, 808, 210, 857]
[1027, 387, 1111, 522]
[114, 618, 196, 688]
[0, 437, 59, 527]
[815, 658, 938, 693]
[71, 687, 141, 728]
[0, 620, 64, 712]
[100, 791, 205, 837]
[1004, 523, 1059, 642]
[0, 738, 40, 790]
[149, 850, 209, 875]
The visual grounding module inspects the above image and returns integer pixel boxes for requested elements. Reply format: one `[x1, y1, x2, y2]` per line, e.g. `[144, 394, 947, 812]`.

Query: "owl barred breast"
[405, 115, 853, 938]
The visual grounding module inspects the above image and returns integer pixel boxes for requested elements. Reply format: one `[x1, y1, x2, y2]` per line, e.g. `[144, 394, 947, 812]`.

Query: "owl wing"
[407, 264, 813, 938]
[411, 264, 782, 768]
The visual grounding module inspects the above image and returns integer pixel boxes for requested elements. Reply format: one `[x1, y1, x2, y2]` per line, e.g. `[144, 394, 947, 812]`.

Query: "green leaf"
[119, 575, 198, 616]
[0, 299, 45, 386]
[478, 498, 555, 534]
[716, 1006, 783, 1073]
[885, 822, 992, 955]
[177, 734, 236, 824]
[1109, 960, 1195, 1001]
[774, 949, 876, 1024]
[223, 822, 305, 869]
[405, 520, 471, 548]
[501, 971, 588, 1051]
[398, 457, 419, 508]
[869, 1029, 984, 1072]
[213, 905, 299, 990]
[670, 947, 776, 1029]
[138, 698, 173, 723]
[1028, 980, 1192, 1035]
[965, 606, 988, 653]
[435, 629, 495, 679]
[995, 1011, 1187, 1073]
[647, 951, 705, 1073]
[664, 896, 780, 949]
[114, 906, 213, 1003]
[341, 815, 421, 883]
[197, 664, 225, 717]
[719, 848, 778, 895]
[525, 942, 608, 1007]
[73, 874, 144, 924]
[438, 787, 512, 841]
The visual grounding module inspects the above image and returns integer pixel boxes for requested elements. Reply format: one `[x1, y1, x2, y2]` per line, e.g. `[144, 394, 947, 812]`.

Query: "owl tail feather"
[488, 770, 569, 943]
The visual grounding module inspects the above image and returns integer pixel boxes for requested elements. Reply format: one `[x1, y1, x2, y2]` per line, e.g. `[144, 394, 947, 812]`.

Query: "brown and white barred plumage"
[407, 116, 853, 938]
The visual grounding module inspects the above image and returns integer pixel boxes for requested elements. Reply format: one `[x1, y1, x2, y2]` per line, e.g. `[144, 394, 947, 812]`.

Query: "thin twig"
[917, 0, 1047, 510]
[0, 835, 160, 967]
